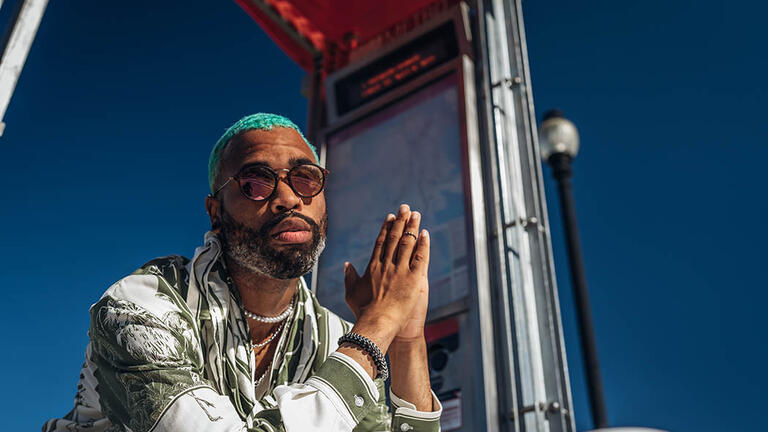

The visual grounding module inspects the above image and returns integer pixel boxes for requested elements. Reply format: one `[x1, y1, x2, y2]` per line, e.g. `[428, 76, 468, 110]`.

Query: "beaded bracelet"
[338, 332, 389, 381]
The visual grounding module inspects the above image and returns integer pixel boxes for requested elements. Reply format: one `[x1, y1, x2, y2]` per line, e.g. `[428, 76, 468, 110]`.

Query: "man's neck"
[224, 256, 298, 318]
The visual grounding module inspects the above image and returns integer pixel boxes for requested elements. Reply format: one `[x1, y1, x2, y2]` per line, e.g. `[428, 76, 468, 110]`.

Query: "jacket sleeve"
[352, 376, 444, 432]
[135, 353, 387, 432]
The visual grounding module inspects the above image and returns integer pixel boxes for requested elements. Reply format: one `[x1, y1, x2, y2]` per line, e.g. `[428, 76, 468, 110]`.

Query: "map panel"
[316, 74, 470, 321]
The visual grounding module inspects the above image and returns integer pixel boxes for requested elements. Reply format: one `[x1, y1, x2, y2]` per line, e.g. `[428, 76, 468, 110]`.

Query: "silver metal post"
[476, 0, 575, 430]
[0, 0, 49, 137]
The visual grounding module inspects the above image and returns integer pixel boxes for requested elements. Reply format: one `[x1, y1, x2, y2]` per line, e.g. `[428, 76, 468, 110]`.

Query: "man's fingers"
[410, 229, 430, 275]
[344, 262, 360, 292]
[370, 213, 395, 267]
[395, 211, 421, 266]
[343, 262, 366, 319]
[382, 204, 410, 264]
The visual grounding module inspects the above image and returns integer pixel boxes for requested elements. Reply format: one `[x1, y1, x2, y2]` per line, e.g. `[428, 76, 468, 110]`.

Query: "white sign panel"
[317, 74, 470, 320]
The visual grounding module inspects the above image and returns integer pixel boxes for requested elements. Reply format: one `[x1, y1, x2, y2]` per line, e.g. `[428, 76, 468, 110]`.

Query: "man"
[44, 113, 442, 432]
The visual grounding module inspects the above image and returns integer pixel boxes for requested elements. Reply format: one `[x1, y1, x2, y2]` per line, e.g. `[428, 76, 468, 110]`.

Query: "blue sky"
[1, 1, 764, 431]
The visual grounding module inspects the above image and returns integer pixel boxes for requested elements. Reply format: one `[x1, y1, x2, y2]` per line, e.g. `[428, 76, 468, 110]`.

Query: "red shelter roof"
[235, 0, 458, 72]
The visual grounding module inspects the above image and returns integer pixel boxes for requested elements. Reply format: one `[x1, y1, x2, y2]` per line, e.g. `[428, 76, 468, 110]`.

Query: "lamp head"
[539, 109, 580, 160]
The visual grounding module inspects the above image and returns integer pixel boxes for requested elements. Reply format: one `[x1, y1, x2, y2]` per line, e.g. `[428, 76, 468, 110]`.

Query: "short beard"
[218, 206, 327, 280]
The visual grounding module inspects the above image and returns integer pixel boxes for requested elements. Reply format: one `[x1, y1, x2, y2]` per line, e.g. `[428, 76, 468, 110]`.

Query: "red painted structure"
[235, 0, 458, 73]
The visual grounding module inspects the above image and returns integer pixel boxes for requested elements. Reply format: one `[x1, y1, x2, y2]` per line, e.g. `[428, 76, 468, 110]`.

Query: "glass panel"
[318, 74, 470, 320]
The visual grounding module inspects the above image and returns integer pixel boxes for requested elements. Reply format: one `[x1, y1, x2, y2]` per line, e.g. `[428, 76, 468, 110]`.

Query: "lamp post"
[539, 110, 608, 429]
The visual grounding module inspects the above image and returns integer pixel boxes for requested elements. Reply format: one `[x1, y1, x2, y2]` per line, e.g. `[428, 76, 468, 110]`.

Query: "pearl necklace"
[247, 296, 296, 387]
[250, 318, 288, 348]
[243, 297, 295, 323]
[254, 367, 269, 387]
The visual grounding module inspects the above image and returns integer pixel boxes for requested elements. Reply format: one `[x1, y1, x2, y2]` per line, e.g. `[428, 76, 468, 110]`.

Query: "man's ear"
[205, 195, 222, 234]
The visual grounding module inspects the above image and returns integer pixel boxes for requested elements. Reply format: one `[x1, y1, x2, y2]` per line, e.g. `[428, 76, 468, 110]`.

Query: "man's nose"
[269, 174, 302, 213]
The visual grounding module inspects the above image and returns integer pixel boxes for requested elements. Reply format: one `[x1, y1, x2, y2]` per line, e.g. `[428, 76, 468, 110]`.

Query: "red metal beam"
[235, 0, 458, 72]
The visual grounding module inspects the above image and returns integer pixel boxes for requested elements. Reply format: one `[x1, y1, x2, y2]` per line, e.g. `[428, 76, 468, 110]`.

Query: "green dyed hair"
[208, 113, 319, 192]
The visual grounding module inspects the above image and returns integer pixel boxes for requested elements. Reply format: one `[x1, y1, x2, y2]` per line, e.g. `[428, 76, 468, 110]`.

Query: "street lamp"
[539, 109, 608, 430]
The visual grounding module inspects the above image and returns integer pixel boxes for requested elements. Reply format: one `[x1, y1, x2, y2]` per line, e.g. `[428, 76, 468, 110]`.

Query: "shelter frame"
[303, 2, 575, 431]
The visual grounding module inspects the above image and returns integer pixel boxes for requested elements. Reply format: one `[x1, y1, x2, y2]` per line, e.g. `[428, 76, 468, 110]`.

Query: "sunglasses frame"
[212, 163, 329, 202]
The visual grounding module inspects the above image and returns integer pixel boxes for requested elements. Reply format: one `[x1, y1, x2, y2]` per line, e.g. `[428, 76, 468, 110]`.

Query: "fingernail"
[422, 229, 429, 238]
[412, 211, 421, 220]
[399, 204, 409, 214]
[386, 213, 395, 221]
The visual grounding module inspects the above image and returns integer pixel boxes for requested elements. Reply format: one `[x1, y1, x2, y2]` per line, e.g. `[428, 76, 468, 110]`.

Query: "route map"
[316, 74, 470, 321]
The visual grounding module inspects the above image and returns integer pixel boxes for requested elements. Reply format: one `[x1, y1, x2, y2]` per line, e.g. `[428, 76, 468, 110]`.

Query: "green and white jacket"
[44, 232, 441, 432]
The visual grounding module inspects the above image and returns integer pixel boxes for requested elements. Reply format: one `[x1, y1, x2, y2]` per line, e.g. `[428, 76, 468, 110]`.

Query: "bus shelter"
[236, 1, 575, 431]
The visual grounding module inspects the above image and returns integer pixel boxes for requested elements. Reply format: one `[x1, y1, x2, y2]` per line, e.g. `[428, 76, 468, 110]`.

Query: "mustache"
[259, 210, 319, 236]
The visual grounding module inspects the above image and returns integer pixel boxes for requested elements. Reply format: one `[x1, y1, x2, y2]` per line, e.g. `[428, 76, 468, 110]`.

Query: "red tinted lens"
[290, 165, 324, 197]
[239, 173, 275, 200]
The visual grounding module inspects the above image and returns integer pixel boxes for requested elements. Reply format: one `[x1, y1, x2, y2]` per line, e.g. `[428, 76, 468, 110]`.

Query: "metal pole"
[0, 0, 49, 137]
[548, 152, 608, 429]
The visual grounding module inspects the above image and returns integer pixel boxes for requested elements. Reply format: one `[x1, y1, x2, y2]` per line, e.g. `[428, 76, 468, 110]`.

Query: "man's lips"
[273, 231, 312, 243]
[270, 218, 312, 243]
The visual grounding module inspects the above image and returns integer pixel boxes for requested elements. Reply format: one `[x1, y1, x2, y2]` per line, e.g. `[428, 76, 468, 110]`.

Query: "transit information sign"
[317, 74, 469, 321]
[333, 22, 458, 116]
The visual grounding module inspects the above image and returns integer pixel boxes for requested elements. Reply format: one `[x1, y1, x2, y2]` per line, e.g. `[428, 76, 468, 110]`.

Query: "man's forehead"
[223, 128, 315, 170]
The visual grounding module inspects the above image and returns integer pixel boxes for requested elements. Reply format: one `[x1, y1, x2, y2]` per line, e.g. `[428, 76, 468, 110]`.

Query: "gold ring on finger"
[403, 231, 418, 240]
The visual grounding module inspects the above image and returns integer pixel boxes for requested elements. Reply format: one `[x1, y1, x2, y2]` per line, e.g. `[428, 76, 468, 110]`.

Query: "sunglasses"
[212, 163, 329, 201]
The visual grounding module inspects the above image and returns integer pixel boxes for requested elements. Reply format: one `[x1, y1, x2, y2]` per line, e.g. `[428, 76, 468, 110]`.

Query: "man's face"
[207, 128, 327, 280]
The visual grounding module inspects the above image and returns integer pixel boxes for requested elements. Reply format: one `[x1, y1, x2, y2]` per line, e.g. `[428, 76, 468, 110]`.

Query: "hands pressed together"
[343, 203, 430, 346]
[337, 203, 435, 411]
